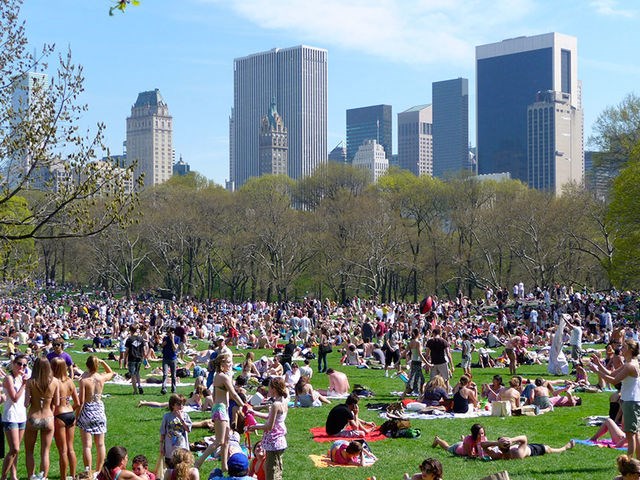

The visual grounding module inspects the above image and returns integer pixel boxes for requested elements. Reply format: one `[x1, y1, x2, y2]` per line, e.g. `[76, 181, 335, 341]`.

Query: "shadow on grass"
[514, 466, 610, 475]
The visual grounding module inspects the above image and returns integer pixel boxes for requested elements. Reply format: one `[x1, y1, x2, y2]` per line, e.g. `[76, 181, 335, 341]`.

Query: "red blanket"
[309, 426, 387, 443]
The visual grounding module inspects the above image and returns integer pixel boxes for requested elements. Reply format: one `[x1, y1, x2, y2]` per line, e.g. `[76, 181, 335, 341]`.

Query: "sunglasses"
[53, 343, 63, 347]
[16, 362, 28, 367]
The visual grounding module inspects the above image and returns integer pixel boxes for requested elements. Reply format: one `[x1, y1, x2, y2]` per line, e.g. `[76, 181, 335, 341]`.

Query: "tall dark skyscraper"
[432, 78, 469, 178]
[476, 33, 582, 187]
[346, 105, 392, 162]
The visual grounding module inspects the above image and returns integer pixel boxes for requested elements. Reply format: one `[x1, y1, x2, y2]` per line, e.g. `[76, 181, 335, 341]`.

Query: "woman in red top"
[249, 441, 266, 480]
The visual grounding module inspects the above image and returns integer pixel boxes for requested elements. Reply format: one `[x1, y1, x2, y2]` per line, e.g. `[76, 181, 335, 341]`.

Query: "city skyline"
[21, 0, 640, 186]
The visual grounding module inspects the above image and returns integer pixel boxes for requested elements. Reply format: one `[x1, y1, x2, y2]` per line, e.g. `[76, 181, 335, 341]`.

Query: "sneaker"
[160, 388, 167, 395]
[138, 387, 144, 395]
[384, 371, 389, 377]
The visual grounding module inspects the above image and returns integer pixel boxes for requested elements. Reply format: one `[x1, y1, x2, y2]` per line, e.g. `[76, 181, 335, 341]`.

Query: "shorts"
[622, 400, 640, 433]
[430, 363, 451, 381]
[385, 348, 400, 367]
[211, 403, 229, 422]
[528, 443, 546, 456]
[447, 442, 463, 456]
[461, 356, 471, 369]
[2, 421, 26, 431]
[128, 360, 142, 377]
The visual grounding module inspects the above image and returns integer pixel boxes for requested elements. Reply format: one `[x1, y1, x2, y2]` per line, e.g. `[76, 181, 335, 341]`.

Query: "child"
[248, 441, 265, 480]
[132, 455, 156, 480]
[403, 458, 443, 480]
[160, 394, 193, 468]
[208, 452, 253, 480]
[328, 440, 376, 466]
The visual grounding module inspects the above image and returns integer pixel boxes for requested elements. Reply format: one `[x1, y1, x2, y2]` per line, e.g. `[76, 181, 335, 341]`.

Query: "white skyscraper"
[352, 139, 388, 183]
[397, 104, 433, 176]
[7, 72, 49, 182]
[230, 45, 328, 188]
[126, 89, 173, 189]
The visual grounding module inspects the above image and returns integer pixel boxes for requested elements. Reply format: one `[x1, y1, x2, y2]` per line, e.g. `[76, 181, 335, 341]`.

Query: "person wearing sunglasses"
[1, 354, 28, 480]
[46, 340, 74, 378]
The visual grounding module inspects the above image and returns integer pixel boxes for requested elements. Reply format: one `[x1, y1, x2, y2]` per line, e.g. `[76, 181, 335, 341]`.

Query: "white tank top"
[3, 375, 27, 423]
[621, 362, 640, 402]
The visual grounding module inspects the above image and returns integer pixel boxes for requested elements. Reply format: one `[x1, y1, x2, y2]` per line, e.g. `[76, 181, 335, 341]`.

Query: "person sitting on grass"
[328, 440, 377, 466]
[208, 452, 252, 480]
[131, 455, 155, 480]
[481, 435, 575, 460]
[451, 374, 478, 413]
[481, 375, 504, 403]
[325, 394, 376, 437]
[432, 423, 486, 458]
[403, 458, 443, 480]
[319, 368, 351, 396]
[420, 375, 448, 409]
[615, 454, 640, 480]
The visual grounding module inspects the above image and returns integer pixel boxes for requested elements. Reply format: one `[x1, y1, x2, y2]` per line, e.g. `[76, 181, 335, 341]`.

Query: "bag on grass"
[491, 400, 512, 417]
[395, 427, 421, 438]
[380, 418, 411, 437]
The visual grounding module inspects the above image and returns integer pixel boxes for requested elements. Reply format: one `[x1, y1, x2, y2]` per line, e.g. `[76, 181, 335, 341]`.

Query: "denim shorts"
[3, 421, 26, 431]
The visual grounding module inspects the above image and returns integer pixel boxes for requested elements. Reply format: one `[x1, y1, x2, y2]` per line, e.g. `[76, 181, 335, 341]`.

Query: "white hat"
[216, 335, 225, 342]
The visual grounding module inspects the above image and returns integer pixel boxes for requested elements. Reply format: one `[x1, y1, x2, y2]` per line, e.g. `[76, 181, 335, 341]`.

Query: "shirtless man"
[499, 376, 522, 410]
[320, 368, 350, 396]
[481, 435, 575, 460]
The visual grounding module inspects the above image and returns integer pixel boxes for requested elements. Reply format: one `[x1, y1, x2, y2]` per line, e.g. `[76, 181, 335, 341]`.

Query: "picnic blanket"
[573, 438, 626, 450]
[308, 453, 377, 468]
[309, 426, 387, 443]
[379, 409, 491, 421]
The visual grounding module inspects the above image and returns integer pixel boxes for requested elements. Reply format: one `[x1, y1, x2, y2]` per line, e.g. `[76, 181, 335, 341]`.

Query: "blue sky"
[21, 0, 640, 186]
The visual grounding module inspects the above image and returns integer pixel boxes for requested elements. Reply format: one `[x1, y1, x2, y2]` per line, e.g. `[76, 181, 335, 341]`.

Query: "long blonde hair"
[171, 448, 194, 480]
[51, 356, 69, 381]
[29, 357, 53, 395]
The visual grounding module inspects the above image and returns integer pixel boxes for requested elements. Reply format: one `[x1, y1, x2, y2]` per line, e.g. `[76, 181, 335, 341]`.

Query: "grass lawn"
[11, 340, 622, 480]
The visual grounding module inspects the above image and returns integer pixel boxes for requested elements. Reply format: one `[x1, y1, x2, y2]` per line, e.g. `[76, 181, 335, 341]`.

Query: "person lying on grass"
[432, 423, 487, 458]
[328, 440, 377, 466]
[481, 435, 575, 459]
[403, 458, 443, 480]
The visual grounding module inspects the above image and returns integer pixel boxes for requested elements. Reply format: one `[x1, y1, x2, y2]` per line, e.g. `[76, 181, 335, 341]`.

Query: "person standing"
[124, 325, 147, 395]
[161, 328, 178, 395]
[591, 340, 640, 459]
[425, 329, 454, 391]
[52, 357, 80, 480]
[77, 356, 114, 473]
[24, 357, 60, 480]
[1, 354, 28, 480]
[404, 329, 430, 397]
[159, 395, 192, 469]
[247, 378, 289, 480]
[46, 339, 74, 378]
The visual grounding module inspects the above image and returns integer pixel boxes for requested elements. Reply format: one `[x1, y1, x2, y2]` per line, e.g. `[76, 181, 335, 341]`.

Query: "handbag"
[491, 400, 512, 417]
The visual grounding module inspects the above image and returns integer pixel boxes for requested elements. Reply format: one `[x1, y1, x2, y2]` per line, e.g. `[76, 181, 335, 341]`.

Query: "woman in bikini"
[193, 353, 245, 471]
[77, 355, 114, 473]
[1, 354, 28, 480]
[24, 357, 60, 480]
[52, 357, 80, 480]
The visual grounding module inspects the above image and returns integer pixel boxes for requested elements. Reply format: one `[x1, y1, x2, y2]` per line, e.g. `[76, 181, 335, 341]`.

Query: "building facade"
[476, 32, 583, 188]
[397, 104, 433, 176]
[259, 100, 288, 176]
[527, 90, 583, 195]
[126, 89, 173, 189]
[352, 139, 388, 183]
[230, 45, 328, 188]
[432, 78, 469, 178]
[328, 142, 347, 164]
[346, 104, 392, 162]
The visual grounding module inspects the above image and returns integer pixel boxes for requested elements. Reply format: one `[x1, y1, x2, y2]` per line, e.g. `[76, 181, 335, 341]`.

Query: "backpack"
[395, 427, 421, 438]
[380, 418, 411, 437]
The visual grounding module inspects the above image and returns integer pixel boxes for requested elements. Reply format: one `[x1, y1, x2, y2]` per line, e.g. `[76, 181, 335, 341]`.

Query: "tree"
[607, 151, 640, 288]
[0, 0, 139, 245]
[590, 93, 640, 171]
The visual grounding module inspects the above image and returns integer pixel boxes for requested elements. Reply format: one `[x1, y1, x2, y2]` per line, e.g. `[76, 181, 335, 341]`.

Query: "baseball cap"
[216, 335, 225, 342]
[227, 452, 249, 475]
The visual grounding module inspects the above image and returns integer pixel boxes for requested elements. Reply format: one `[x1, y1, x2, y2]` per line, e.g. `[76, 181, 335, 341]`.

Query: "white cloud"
[589, 0, 636, 18]
[197, 0, 537, 66]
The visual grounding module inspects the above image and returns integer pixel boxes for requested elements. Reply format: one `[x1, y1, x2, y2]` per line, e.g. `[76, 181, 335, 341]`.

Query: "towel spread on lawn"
[308, 454, 377, 468]
[573, 438, 626, 450]
[309, 426, 387, 442]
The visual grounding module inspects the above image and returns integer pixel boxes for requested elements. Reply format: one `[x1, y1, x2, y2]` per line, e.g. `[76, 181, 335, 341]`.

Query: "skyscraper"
[352, 140, 388, 183]
[230, 45, 328, 188]
[476, 33, 583, 187]
[346, 105, 392, 162]
[432, 78, 469, 178]
[527, 90, 583, 195]
[126, 89, 173, 189]
[397, 105, 433, 176]
[8, 72, 49, 182]
[259, 99, 288, 176]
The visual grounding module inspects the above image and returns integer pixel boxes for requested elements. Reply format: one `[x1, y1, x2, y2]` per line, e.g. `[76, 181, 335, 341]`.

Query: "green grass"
[13, 341, 622, 480]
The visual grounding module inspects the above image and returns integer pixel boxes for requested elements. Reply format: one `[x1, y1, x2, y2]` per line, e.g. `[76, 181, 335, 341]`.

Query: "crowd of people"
[0, 284, 637, 479]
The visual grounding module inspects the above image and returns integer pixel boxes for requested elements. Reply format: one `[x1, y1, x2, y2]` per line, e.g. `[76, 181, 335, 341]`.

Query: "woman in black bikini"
[24, 357, 60, 480]
[52, 357, 80, 480]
